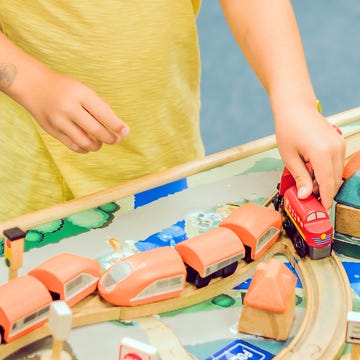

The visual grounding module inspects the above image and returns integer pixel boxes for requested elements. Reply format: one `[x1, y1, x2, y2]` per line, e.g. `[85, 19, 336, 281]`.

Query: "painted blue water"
[198, 1, 360, 154]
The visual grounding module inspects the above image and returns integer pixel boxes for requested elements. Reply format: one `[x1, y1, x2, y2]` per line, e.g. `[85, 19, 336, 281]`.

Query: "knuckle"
[77, 137, 97, 151]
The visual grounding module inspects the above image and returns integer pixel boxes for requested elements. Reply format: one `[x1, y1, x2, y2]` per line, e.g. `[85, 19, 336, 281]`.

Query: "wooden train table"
[0, 107, 359, 360]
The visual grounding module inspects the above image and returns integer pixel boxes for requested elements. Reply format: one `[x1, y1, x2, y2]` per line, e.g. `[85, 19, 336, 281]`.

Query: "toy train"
[0, 202, 282, 344]
[272, 166, 333, 259]
[0, 253, 100, 344]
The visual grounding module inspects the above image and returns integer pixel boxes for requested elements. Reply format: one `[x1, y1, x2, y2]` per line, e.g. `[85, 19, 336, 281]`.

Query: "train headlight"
[320, 233, 326, 240]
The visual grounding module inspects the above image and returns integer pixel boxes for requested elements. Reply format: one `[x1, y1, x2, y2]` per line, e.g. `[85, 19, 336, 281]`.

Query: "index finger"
[311, 153, 337, 211]
[82, 95, 129, 137]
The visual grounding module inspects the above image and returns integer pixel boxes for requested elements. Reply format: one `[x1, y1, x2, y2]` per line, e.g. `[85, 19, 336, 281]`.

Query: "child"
[0, 1, 344, 221]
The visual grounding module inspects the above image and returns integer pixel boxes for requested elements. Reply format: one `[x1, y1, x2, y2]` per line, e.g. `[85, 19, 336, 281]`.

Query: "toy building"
[334, 150, 360, 258]
[238, 258, 297, 341]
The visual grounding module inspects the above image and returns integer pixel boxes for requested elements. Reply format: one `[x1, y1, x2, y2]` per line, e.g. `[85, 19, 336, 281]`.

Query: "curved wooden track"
[276, 242, 352, 360]
[0, 236, 352, 360]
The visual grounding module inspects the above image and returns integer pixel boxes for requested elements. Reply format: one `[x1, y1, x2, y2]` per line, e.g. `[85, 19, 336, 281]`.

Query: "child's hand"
[275, 105, 345, 211]
[22, 70, 129, 153]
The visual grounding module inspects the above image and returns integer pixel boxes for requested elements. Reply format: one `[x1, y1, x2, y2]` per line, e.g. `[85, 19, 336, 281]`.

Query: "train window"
[9, 304, 50, 337]
[307, 213, 316, 222]
[204, 253, 244, 277]
[131, 275, 184, 301]
[316, 212, 326, 219]
[102, 262, 132, 292]
[24, 313, 36, 324]
[65, 273, 99, 300]
[257, 227, 279, 254]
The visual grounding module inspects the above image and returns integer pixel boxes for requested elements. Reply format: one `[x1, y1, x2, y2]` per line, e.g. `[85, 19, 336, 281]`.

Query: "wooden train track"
[0, 236, 352, 359]
[276, 242, 352, 359]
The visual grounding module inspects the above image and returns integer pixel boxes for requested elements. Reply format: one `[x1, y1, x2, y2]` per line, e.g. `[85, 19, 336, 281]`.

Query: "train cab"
[28, 253, 101, 307]
[283, 186, 333, 259]
[98, 246, 186, 306]
[0, 275, 52, 343]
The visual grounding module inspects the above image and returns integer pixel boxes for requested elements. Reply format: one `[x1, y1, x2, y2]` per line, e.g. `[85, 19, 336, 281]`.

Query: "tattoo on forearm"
[0, 63, 17, 89]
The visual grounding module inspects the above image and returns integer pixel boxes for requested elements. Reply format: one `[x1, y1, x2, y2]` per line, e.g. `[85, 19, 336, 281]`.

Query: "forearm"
[219, 0, 317, 115]
[0, 31, 50, 109]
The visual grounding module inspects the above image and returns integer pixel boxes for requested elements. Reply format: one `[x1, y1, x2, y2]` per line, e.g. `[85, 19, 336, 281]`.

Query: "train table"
[0, 107, 359, 360]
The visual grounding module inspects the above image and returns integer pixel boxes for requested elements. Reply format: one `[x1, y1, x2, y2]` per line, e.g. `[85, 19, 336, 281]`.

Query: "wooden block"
[333, 232, 360, 259]
[335, 204, 360, 238]
[238, 258, 297, 341]
[238, 299, 295, 341]
[343, 151, 360, 180]
[345, 312, 360, 360]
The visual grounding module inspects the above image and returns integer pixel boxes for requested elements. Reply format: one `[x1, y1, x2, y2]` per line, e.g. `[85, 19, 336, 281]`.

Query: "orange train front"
[98, 246, 186, 306]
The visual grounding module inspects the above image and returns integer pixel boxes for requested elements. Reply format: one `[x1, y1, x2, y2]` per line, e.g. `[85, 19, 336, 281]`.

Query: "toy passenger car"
[175, 227, 245, 288]
[220, 202, 282, 262]
[29, 252, 101, 306]
[0, 275, 52, 343]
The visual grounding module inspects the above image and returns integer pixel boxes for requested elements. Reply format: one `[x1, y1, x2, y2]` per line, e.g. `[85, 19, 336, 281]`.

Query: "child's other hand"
[23, 70, 129, 153]
[275, 105, 345, 212]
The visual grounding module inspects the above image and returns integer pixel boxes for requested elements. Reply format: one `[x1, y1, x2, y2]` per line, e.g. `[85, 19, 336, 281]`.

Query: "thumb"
[286, 160, 313, 199]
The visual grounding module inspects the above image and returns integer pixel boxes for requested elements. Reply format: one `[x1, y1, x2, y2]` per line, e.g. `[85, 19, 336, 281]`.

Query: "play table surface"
[0, 108, 359, 360]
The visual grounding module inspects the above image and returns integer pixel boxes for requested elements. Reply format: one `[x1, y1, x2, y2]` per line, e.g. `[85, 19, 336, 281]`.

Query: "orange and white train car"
[28, 252, 101, 307]
[175, 226, 245, 288]
[0, 275, 52, 343]
[220, 202, 282, 261]
[0, 253, 101, 344]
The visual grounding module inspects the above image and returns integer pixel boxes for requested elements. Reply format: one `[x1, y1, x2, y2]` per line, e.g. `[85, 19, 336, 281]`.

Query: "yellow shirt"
[0, 0, 204, 220]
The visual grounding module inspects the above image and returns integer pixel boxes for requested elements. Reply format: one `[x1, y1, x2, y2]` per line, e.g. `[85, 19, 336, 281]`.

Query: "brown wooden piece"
[335, 203, 360, 238]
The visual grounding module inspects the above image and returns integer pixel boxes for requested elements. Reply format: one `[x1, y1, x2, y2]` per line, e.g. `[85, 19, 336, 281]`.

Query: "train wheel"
[194, 274, 211, 288]
[283, 218, 295, 237]
[294, 234, 307, 258]
[222, 262, 238, 277]
[185, 265, 197, 283]
[271, 192, 282, 211]
[244, 245, 253, 263]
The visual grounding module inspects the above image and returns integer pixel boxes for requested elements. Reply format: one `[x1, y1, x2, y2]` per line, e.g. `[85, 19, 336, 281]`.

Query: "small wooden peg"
[3, 227, 26, 281]
[41, 301, 72, 360]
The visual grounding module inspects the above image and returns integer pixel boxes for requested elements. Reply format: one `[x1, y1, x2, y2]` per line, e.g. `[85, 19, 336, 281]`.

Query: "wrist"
[271, 93, 319, 121]
[10, 60, 53, 113]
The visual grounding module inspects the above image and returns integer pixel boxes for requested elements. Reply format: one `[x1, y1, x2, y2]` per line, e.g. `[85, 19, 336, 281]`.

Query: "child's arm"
[0, 32, 129, 153]
[220, 0, 345, 211]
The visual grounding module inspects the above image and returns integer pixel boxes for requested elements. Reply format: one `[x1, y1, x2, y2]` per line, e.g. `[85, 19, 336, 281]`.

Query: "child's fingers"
[283, 154, 313, 200]
[81, 96, 130, 139]
[45, 118, 102, 153]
